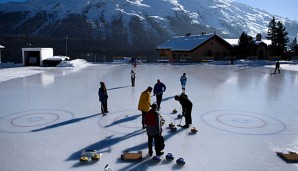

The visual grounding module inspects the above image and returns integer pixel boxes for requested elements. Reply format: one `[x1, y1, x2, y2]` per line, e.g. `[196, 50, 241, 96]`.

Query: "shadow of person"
[68, 129, 145, 167]
[105, 114, 141, 128]
[31, 113, 99, 132]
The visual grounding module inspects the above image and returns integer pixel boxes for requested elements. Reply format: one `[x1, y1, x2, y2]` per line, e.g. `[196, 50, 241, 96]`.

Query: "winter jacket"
[131, 71, 136, 79]
[178, 95, 192, 114]
[138, 90, 151, 112]
[145, 109, 161, 136]
[98, 88, 108, 102]
[153, 82, 166, 95]
[180, 75, 187, 86]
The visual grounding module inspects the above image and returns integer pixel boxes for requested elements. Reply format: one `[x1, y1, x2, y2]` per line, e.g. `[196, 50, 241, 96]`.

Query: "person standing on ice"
[138, 86, 152, 129]
[98, 82, 109, 116]
[175, 94, 192, 128]
[131, 70, 136, 87]
[180, 73, 187, 93]
[274, 60, 281, 74]
[144, 103, 164, 157]
[153, 79, 166, 110]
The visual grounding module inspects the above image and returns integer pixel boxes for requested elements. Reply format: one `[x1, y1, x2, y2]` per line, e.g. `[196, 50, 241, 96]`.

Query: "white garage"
[22, 48, 53, 66]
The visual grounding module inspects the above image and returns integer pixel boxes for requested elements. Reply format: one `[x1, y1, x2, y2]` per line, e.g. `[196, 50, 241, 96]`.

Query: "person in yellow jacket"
[138, 86, 153, 129]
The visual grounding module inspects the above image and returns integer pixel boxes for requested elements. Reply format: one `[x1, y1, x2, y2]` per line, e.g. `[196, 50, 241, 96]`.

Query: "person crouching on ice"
[144, 103, 164, 157]
[175, 94, 192, 128]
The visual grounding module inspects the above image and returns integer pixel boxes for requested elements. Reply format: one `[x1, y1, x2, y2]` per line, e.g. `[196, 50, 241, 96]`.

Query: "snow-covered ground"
[0, 60, 298, 171]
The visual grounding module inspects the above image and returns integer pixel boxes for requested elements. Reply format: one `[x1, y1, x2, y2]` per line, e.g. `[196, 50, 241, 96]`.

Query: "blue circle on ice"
[0, 109, 75, 133]
[201, 110, 286, 135]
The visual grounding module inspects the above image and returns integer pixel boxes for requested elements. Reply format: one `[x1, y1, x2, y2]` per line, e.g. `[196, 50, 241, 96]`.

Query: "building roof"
[224, 39, 239, 46]
[156, 33, 218, 51]
[157, 33, 271, 51]
[224, 39, 272, 46]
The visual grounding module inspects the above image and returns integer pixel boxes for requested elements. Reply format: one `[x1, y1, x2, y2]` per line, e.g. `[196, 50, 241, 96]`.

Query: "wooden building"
[157, 33, 272, 62]
[156, 33, 233, 62]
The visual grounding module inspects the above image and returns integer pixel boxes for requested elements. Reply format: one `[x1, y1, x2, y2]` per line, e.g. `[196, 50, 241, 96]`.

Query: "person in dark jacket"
[131, 70, 136, 87]
[274, 60, 281, 74]
[175, 94, 192, 128]
[98, 82, 108, 116]
[144, 103, 164, 157]
[153, 79, 166, 110]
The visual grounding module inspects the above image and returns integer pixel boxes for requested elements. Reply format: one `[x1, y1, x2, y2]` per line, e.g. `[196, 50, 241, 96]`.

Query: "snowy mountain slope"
[0, 0, 297, 47]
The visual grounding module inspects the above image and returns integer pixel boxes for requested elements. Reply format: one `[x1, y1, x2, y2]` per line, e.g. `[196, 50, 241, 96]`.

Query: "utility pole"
[65, 35, 68, 56]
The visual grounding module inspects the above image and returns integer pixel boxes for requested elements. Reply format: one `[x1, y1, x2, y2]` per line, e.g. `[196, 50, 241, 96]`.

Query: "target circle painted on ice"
[201, 110, 285, 135]
[0, 109, 75, 133]
[216, 114, 266, 129]
[11, 113, 59, 127]
[98, 110, 176, 134]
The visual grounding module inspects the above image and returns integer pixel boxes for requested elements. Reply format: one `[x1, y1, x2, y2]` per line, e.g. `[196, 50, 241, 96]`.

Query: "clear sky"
[0, 0, 297, 21]
[233, 0, 298, 21]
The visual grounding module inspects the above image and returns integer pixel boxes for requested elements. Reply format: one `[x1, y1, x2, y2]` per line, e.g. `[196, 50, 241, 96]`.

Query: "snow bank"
[57, 59, 90, 67]
[0, 59, 91, 83]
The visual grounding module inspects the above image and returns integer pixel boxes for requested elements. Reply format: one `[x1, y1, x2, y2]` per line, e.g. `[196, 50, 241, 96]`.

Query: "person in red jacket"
[144, 103, 164, 157]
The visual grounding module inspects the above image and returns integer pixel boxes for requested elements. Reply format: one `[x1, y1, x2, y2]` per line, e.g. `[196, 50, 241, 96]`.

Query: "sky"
[233, 0, 298, 21]
[0, 0, 297, 21]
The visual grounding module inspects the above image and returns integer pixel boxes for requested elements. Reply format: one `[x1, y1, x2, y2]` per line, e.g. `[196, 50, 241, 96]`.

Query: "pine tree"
[266, 17, 289, 57]
[267, 17, 277, 47]
[238, 32, 255, 58]
[276, 21, 289, 55]
[289, 37, 297, 53]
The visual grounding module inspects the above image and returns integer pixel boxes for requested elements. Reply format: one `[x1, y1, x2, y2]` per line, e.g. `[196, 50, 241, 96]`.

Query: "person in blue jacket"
[153, 79, 166, 110]
[180, 73, 187, 93]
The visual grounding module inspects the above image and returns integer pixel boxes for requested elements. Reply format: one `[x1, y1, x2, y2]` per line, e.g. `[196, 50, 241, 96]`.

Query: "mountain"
[0, 0, 297, 61]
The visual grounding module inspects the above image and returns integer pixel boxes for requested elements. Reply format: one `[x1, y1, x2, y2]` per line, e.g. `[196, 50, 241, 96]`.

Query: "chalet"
[156, 33, 234, 62]
[225, 34, 272, 60]
[157, 33, 272, 62]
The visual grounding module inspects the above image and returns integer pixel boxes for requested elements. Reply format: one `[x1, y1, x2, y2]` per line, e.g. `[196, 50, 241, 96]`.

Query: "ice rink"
[0, 61, 298, 171]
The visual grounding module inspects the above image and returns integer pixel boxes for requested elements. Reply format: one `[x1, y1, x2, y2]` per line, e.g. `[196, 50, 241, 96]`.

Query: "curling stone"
[171, 126, 177, 131]
[152, 156, 161, 162]
[80, 156, 89, 164]
[161, 118, 165, 126]
[177, 114, 182, 119]
[172, 108, 177, 114]
[91, 153, 100, 161]
[176, 157, 186, 166]
[191, 127, 198, 133]
[169, 122, 176, 128]
[166, 153, 174, 161]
